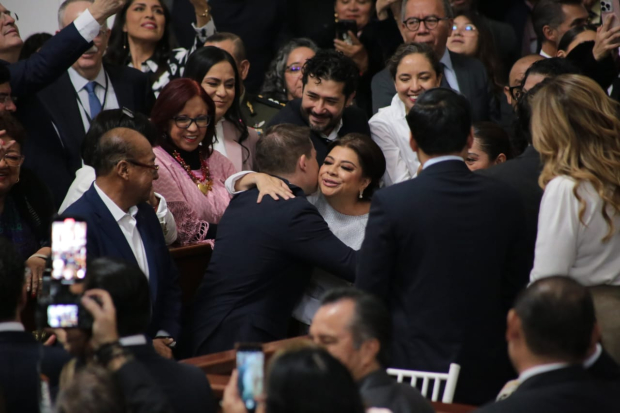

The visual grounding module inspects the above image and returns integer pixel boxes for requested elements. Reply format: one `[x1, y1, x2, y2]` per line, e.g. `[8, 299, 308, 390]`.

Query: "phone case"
[601, 0, 620, 29]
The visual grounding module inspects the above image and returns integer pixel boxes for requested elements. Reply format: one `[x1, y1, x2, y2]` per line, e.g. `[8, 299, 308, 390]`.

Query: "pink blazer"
[221, 119, 260, 172]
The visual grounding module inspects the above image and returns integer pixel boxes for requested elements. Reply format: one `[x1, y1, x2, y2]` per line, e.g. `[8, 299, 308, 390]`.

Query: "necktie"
[440, 63, 451, 89]
[84, 81, 102, 119]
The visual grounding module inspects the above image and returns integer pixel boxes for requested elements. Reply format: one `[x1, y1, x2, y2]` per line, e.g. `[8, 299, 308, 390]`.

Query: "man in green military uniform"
[205, 32, 284, 134]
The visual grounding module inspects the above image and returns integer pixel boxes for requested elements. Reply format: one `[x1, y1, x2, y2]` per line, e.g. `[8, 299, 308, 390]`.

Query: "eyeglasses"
[126, 159, 159, 173]
[285, 65, 303, 74]
[509, 85, 523, 101]
[0, 94, 15, 105]
[452, 24, 477, 34]
[0, 152, 24, 167]
[0, 10, 18, 22]
[403, 16, 450, 32]
[173, 115, 211, 129]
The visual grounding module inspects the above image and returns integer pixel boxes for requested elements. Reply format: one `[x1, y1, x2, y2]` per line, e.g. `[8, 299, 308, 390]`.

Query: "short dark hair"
[514, 276, 595, 362]
[0, 63, 11, 84]
[0, 238, 25, 322]
[205, 32, 246, 62]
[406, 88, 471, 155]
[19, 32, 52, 61]
[558, 24, 596, 52]
[328, 134, 386, 200]
[387, 42, 442, 81]
[532, 0, 584, 45]
[91, 128, 141, 177]
[401, 0, 453, 21]
[56, 365, 125, 413]
[320, 288, 392, 366]
[302, 50, 360, 99]
[523, 57, 581, 84]
[84, 257, 151, 337]
[0, 113, 26, 148]
[82, 109, 157, 167]
[255, 124, 313, 175]
[267, 346, 365, 413]
[473, 122, 513, 161]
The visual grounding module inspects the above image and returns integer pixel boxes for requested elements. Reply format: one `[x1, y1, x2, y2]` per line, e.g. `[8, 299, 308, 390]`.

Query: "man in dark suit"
[474, 277, 620, 413]
[356, 88, 530, 406]
[268, 49, 370, 165]
[64, 127, 181, 358]
[0, 238, 70, 413]
[191, 124, 357, 355]
[84, 257, 215, 413]
[20, 0, 154, 206]
[310, 288, 434, 413]
[371, 0, 497, 121]
[532, 0, 588, 58]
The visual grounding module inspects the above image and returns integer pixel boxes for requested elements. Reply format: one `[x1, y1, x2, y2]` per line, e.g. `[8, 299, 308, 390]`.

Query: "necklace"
[172, 149, 213, 195]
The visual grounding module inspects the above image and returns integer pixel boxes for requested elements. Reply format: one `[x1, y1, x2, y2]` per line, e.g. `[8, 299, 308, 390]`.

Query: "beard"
[302, 107, 341, 135]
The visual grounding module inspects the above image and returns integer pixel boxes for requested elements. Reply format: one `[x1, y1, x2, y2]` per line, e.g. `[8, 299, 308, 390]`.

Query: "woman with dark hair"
[150, 78, 236, 245]
[466, 121, 512, 171]
[184, 46, 259, 172]
[557, 25, 597, 57]
[261, 38, 319, 104]
[369, 42, 442, 186]
[105, 0, 215, 97]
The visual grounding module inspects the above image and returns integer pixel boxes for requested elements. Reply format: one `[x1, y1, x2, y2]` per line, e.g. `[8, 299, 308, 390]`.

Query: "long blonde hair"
[531, 74, 620, 242]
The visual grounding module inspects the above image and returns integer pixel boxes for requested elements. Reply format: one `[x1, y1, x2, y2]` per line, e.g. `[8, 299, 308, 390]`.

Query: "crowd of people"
[1, 0, 620, 412]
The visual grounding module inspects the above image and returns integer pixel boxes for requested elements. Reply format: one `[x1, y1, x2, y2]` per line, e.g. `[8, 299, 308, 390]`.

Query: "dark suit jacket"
[127, 343, 215, 413]
[589, 348, 620, 382]
[478, 146, 543, 274]
[474, 365, 620, 413]
[191, 182, 356, 355]
[371, 51, 497, 122]
[4, 23, 90, 97]
[64, 185, 182, 338]
[267, 98, 371, 164]
[114, 360, 174, 413]
[356, 160, 530, 406]
[0, 330, 70, 413]
[20, 64, 155, 207]
[359, 370, 434, 413]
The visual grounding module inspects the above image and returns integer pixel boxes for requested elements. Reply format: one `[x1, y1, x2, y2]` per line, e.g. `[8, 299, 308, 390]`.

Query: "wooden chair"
[387, 363, 461, 403]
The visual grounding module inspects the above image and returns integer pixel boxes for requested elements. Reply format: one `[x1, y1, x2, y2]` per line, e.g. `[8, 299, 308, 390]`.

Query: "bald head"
[93, 127, 147, 177]
[504, 55, 545, 107]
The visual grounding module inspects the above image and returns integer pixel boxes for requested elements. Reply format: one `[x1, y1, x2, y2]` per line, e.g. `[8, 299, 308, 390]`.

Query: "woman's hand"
[222, 370, 266, 413]
[25, 247, 50, 297]
[190, 0, 211, 25]
[593, 15, 620, 61]
[334, 31, 369, 74]
[254, 173, 295, 203]
[376, 0, 401, 21]
[81, 289, 119, 350]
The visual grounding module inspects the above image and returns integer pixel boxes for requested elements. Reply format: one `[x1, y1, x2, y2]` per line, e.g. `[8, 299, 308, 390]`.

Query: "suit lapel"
[105, 64, 134, 110]
[449, 52, 473, 99]
[135, 206, 158, 301]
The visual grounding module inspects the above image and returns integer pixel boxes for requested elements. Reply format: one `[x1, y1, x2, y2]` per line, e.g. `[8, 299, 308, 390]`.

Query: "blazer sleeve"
[369, 114, 412, 186]
[371, 69, 396, 115]
[355, 193, 396, 301]
[501, 192, 531, 310]
[283, 202, 357, 282]
[157, 254, 182, 338]
[8, 23, 90, 97]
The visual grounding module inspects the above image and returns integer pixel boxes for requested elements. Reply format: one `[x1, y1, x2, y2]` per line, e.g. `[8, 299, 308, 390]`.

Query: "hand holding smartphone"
[236, 343, 264, 413]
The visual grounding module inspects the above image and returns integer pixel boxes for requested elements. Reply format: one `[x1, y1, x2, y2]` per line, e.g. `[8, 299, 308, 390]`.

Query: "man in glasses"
[371, 0, 497, 124]
[503, 54, 544, 108]
[205, 32, 284, 134]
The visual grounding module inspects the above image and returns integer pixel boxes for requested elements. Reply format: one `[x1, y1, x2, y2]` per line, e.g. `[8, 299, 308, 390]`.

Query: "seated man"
[83, 257, 216, 413]
[0, 238, 70, 413]
[64, 127, 181, 358]
[310, 288, 434, 413]
[191, 124, 356, 355]
[474, 277, 620, 413]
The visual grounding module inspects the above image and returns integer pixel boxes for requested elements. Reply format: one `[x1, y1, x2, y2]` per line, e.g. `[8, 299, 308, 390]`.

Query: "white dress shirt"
[423, 155, 464, 170]
[531, 176, 620, 286]
[59, 167, 178, 245]
[440, 49, 460, 93]
[213, 120, 228, 157]
[321, 119, 343, 142]
[0, 322, 25, 332]
[72, 9, 103, 43]
[68, 67, 120, 133]
[119, 334, 148, 347]
[539, 49, 553, 59]
[94, 183, 149, 278]
[518, 363, 570, 384]
[369, 94, 420, 186]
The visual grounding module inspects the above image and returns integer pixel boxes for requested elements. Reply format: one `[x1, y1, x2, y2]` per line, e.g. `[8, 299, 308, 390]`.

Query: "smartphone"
[236, 343, 264, 413]
[47, 304, 79, 328]
[51, 218, 87, 284]
[335, 19, 358, 44]
[601, 0, 620, 29]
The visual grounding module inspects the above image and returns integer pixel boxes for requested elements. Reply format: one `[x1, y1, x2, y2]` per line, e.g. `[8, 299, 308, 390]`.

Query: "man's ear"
[506, 309, 521, 342]
[466, 127, 474, 149]
[495, 153, 507, 164]
[239, 60, 251, 82]
[542, 25, 557, 43]
[345, 92, 356, 107]
[409, 132, 419, 153]
[116, 160, 130, 180]
[298, 154, 308, 172]
[504, 86, 513, 106]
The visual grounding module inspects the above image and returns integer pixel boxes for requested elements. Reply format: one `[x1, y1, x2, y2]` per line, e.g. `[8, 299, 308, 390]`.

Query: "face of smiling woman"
[394, 52, 442, 112]
[319, 145, 370, 202]
[168, 95, 209, 152]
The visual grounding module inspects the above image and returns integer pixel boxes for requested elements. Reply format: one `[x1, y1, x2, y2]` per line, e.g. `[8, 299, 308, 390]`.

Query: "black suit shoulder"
[341, 105, 371, 136]
[359, 371, 435, 413]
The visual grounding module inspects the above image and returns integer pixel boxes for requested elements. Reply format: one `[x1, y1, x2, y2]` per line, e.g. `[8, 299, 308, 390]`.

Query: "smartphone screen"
[47, 304, 79, 328]
[51, 218, 87, 284]
[236, 345, 264, 412]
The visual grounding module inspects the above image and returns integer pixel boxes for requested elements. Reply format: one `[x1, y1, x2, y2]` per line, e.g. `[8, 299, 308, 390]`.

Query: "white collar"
[583, 343, 603, 369]
[439, 48, 454, 73]
[518, 363, 570, 384]
[68, 66, 106, 91]
[119, 334, 148, 346]
[0, 322, 25, 332]
[422, 155, 464, 170]
[539, 49, 553, 59]
[93, 182, 138, 223]
[391, 93, 407, 118]
[320, 119, 344, 142]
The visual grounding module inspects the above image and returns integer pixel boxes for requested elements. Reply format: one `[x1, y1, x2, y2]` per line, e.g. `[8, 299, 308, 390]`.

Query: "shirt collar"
[94, 182, 138, 223]
[422, 155, 464, 170]
[119, 334, 148, 346]
[583, 343, 603, 369]
[518, 363, 570, 384]
[321, 119, 344, 142]
[0, 322, 25, 332]
[68, 66, 106, 91]
[392, 93, 407, 118]
[439, 48, 454, 73]
[539, 49, 553, 59]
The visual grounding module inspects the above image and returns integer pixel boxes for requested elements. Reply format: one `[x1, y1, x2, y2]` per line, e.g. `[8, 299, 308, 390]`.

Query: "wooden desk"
[169, 243, 212, 304]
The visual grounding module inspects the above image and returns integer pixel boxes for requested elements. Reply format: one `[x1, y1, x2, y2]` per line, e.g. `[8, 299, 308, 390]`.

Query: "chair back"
[387, 363, 461, 403]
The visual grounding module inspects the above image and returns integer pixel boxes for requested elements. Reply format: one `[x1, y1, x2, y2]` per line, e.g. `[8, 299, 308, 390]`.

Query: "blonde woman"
[530, 74, 620, 362]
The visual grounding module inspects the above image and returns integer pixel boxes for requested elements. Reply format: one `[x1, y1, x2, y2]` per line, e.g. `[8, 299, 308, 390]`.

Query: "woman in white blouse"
[369, 43, 442, 186]
[530, 74, 620, 362]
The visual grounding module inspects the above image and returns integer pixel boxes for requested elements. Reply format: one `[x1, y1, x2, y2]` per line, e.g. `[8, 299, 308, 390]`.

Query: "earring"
[335, 12, 339, 23]
[359, 189, 363, 199]
[123, 32, 128, 50]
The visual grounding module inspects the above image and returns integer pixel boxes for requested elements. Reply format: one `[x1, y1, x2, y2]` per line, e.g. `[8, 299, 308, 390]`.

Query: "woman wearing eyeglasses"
[184, 46, 259, 172]
[150, 78, 236, 245]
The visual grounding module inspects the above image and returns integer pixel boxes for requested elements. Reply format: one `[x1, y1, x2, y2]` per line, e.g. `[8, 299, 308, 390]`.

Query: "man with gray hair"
[310, 288, 435, 413]
[371, 0, 497, 122]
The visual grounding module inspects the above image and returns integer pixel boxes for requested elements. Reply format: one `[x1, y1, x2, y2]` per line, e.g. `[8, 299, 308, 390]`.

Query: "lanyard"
[75, 72, 110, 125]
